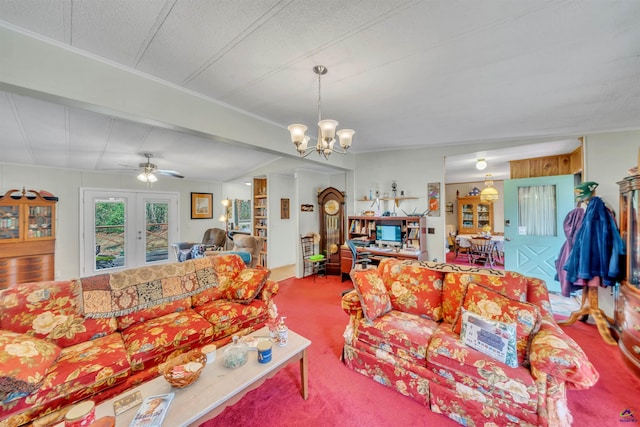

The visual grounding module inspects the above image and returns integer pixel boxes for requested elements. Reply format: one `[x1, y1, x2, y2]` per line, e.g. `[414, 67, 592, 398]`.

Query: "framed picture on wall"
[281, 198, 290, 219]
[191, 192, 213, 219]
[428, 182, 440, 217]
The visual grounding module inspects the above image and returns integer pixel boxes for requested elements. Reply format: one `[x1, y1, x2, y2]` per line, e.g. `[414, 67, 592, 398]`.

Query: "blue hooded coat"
[563, 197, 625, 287]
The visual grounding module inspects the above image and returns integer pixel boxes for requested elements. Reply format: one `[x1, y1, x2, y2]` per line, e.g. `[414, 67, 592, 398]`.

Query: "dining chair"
[470, 238, 497, 268]
[453, 236, 472, 262]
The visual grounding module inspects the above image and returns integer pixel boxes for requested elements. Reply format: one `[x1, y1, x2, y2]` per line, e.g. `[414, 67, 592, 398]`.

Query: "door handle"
[504, 237, 511, 241]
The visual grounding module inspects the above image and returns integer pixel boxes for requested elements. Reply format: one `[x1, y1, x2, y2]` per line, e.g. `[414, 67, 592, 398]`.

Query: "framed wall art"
[191, 192, 213, 219]
[281, 198, 290, 219]
[428, 182, 440, 217]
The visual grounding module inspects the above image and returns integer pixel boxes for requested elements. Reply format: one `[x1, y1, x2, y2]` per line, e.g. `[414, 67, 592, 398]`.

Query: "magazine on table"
[129, 392, 174, 427]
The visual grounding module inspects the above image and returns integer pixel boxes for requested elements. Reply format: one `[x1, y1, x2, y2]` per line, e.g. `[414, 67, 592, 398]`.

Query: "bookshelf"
[252, 177, 267, 267]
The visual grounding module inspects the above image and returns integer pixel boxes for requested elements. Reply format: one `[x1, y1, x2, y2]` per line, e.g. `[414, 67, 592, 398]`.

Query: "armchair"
[202, 227, 230, 249]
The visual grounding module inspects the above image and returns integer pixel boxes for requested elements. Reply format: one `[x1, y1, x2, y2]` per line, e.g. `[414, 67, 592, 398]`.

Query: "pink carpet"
[201, 275, 640, 427]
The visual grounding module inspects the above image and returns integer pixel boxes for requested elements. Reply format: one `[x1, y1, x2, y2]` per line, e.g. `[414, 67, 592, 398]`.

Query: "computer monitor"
[375, 224, 402, 247]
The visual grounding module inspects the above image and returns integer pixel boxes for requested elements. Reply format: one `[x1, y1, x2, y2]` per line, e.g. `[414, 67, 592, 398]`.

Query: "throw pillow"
[453, 282, 540, 364]
[219, 268, 270, 304]
[0, 331, 61, 403]
[460, 310, 518, 368]
[351, 269, 392, 321]
[385, 264, 443, 321]
[442, 271, 528, 324]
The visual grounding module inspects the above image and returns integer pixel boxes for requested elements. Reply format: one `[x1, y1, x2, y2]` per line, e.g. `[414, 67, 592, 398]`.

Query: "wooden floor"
[269, 264, 295, 282]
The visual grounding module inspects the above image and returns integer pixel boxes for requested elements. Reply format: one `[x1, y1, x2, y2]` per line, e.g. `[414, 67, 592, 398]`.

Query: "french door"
[80, 189, 179, 276]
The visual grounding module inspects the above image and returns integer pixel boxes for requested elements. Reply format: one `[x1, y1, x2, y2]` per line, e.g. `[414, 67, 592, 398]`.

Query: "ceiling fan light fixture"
[476, 158, 487, 170]
[137, 171, 157, 182]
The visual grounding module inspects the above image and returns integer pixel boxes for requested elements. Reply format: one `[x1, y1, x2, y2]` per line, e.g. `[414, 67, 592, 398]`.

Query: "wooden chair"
[470, 238, 496, 268]
[453, 236, 472, 262]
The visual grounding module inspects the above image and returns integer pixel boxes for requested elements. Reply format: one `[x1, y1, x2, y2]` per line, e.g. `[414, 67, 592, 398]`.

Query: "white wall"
[0, 163, 245, 280]
[266, 173, 296, 270]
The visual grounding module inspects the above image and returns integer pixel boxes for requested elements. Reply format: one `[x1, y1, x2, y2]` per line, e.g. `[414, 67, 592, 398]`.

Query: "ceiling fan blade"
[158, 170, 184, 179]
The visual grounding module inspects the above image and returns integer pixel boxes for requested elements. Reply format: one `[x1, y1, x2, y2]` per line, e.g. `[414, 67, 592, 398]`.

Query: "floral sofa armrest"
[528, 321, 599, 389]
[525, 276, 555, 320]
[258, 279, 279, 301]
[341, 289, 363, 319]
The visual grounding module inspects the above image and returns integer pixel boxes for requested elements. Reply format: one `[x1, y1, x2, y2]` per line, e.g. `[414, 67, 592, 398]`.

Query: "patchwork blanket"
[77, 258, 217, 318]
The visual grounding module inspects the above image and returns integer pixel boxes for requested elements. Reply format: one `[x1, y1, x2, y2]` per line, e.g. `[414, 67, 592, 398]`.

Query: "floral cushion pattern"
[195, 298, 269, 341]
[210, 254, 246, 281]
[354, 310, 438, 365]
[0, 281, 118, 348]
[441, 271, 528, 324]
[378, 259, 443, 321]
[120, 309, 213, 372]
[116, 297, 192, 330]
[453, 283, 541, 364]
[529, 320, 599, 389]
[351, 269, 392, 321]
[0, 331, 61, 403]
[427, 325, 538, 419]
[218, 268, 270, 304]
[0, 333, 130, 423]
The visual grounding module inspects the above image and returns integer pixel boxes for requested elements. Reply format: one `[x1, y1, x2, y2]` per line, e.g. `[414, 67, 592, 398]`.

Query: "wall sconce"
[446, 202, 454, 214]
[476, 158, 487, 170]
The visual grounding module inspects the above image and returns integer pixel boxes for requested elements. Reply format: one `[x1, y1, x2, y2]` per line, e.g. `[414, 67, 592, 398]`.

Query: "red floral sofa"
[342, 259, 599, 427]
[0, 254, 277, 427]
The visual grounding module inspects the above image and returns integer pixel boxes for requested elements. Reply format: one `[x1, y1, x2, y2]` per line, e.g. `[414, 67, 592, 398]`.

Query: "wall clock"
[317, 187, 345, 276]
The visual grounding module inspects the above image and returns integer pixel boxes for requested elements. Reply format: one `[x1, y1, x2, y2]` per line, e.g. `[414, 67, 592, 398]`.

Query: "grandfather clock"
[318, 187, 345, 276]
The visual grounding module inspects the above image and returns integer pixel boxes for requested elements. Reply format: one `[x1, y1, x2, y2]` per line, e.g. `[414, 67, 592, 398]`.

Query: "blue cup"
[257, 341, 272, 363]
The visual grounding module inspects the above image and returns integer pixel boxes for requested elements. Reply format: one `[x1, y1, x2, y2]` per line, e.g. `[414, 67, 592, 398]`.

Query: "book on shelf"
[130, 393, 174, 427]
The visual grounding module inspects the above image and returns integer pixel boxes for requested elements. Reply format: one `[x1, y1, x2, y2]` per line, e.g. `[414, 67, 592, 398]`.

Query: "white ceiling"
[0, 1, 638, 183]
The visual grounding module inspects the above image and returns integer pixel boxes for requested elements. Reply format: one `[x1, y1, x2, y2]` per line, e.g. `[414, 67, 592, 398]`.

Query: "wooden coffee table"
[94, 327, 311, 426]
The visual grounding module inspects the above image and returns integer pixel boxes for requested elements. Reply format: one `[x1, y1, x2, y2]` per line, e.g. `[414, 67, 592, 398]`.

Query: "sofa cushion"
[380, 261, 443, 321]
[195, 298, 269, 341]
[0, 331, 61, 403]
[453, 283, 541, 365]
[218, 268, 270, 304]
[441, 271, 528, 324]
[120, 309, 213, 372]
[351, 269, 392, 321]
[115, 297, 192, 330]
[426, 325, 538, 419]
[192, 257, 222, 306]
[0, 280, 118, 348]
[354, 310, 439, 366]
[210, 254, 246, 281]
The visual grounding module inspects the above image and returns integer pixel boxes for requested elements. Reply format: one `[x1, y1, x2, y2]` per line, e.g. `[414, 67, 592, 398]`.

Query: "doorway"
[80, 189, 179, 276]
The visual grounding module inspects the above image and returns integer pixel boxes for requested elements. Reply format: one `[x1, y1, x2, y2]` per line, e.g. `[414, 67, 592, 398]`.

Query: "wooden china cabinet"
[318, 187, 345, 276]
[457, 195, 493, 235]
[617, 175, 640, 376]
[0, 188, 57, 289]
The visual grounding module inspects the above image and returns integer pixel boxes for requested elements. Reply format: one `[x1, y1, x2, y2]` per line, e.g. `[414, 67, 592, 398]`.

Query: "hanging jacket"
[563, 196, 625, 287]
[555, 207, 585, 296]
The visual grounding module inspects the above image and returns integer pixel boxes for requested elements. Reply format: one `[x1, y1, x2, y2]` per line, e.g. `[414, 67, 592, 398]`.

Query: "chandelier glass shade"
[137, 170, 158, 183]
[480, 174, 499, 202]
[289, 65, 354, 159]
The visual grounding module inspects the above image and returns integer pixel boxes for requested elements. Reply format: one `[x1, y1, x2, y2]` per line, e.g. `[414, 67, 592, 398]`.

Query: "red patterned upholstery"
[342, 261, 597, 427]
[121, 309, 213, 371]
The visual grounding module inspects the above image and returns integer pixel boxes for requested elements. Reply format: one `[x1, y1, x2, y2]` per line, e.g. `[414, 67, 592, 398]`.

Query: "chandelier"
[288, 65, 354, 159]
[480, 174, 499, 202]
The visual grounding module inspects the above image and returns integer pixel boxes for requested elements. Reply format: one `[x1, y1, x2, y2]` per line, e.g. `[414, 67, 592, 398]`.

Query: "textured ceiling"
[0, 0, 638, 182]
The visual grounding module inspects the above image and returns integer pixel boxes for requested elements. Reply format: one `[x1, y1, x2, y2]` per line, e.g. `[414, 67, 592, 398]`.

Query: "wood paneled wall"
[510, 145, 582, 179]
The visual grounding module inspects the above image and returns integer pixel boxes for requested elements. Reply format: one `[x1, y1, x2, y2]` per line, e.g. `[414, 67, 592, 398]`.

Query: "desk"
[340, 245, 428, 280]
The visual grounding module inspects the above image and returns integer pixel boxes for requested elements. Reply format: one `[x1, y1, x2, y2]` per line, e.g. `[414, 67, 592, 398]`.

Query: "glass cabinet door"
[629, 188, 640, 286]
[0, 204, 21, 241]
[477, 203, 491, 230]
[26, 204, 54, 240]
[461, 203, 474, 231]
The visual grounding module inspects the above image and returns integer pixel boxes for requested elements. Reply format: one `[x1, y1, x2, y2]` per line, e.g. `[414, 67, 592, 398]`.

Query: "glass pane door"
[0, 204, 20, 241]
[95, 198, 126, 270]
[144, 199, 169, 263]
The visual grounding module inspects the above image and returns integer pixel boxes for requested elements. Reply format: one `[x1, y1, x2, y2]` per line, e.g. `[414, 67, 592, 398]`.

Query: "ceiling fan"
[135, 153, 184, 182]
